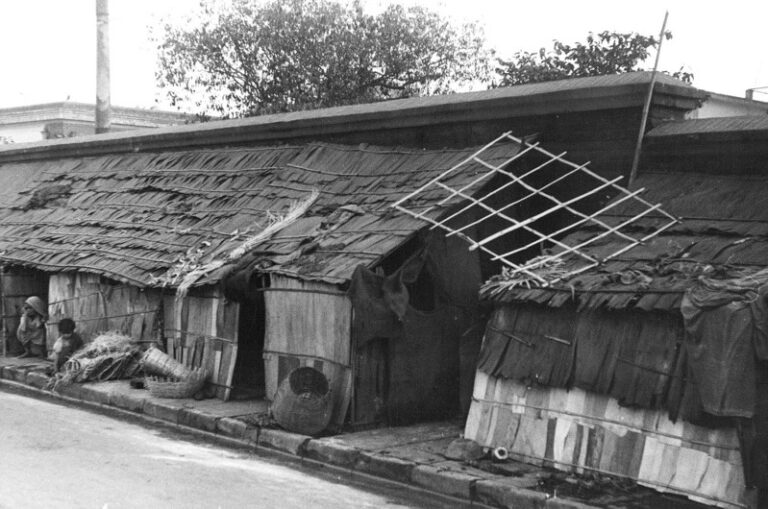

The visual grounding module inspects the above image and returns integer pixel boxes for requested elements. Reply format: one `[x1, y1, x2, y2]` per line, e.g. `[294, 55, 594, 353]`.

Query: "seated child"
[51, 318, 83, 371]
[17, 296, 47, 358]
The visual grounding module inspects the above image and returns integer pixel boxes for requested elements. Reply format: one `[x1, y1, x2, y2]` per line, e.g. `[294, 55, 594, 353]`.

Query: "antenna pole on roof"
[628, 10, 669, 188]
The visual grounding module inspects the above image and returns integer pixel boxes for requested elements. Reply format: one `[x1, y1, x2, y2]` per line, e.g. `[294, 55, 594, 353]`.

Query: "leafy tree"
[495, 31, 693, 86]
[154, 0, 492, 117]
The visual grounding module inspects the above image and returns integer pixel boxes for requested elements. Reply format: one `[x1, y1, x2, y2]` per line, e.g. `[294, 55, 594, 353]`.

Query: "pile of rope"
[47, 331, 142, 392]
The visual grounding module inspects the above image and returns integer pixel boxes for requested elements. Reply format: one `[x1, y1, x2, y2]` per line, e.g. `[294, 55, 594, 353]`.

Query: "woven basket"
[145, 369, 207, 399]
[271, 367, 332, 436]
[141, 346, 193, 379]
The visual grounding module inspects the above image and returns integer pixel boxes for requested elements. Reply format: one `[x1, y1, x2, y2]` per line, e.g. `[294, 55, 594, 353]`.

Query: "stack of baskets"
[141, 347, 207, 399]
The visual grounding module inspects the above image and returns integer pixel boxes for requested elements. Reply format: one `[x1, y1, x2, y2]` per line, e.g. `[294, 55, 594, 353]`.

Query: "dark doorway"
[2, 266, 49, 357]
[229, 294, 266, 400]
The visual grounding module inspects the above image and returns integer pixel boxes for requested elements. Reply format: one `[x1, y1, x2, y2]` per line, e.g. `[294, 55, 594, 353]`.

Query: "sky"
[1, 0, 767, 112]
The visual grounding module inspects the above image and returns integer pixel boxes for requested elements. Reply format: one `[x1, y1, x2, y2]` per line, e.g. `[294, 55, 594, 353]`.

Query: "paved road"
[0, 389, 448, 509]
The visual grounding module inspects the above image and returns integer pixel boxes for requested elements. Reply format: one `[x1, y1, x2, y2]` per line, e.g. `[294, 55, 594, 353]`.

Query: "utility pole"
[628, 11, 668, 189]
[96, 0, 111, 134]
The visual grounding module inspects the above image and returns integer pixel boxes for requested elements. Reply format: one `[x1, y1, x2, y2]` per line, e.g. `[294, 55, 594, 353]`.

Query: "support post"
[628, 11, 669, 188]
[96, 0, 112, 134]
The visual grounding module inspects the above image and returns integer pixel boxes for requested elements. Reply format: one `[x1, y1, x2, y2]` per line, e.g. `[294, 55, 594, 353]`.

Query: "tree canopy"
[495, 31, 693, 87]
[154, 0, 492, 117]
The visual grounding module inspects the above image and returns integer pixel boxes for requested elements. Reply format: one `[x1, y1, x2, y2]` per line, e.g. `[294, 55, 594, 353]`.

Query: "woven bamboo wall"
[264, 274, 352, 428]
[163, 286, 239, 400]
[46, 273, 161, 350]
[465, 371, 746, 509]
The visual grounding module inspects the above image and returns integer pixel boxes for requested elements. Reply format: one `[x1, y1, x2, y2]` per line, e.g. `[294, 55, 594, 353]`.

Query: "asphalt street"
[0, 389, 442, 509]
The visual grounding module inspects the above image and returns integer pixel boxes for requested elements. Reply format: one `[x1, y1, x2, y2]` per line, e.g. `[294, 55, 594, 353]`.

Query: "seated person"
[51, 318, 83, 371]
[17, 296, 47, 358]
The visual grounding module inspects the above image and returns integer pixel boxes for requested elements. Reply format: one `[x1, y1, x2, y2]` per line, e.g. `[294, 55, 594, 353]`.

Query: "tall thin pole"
[628, 11, 668, 188]
[96, 0, 112, 134]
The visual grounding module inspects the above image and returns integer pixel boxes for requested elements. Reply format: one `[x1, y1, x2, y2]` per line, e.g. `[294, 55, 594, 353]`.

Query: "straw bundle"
[75, 331, 139, 358]
[48, 331, 142, 391]
[481, 257, 574, 297]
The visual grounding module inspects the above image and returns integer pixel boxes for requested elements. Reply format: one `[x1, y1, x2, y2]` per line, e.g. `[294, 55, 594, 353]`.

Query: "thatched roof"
[482, 170, 768, 311]
[0, 141, 520, 287]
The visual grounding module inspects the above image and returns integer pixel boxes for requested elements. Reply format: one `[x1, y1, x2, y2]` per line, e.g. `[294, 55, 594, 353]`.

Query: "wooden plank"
[334, 367, 353, 428]
[163, 294, 177, 357]
[186, 297, 211, 348]
[222, 344, 238, 401]
[263, 352, 278, 401]
[177, 296, 190, 362]
[510, 414, 547, 466]
[215, 293, 238, 401]
[552, 418, 575, 468]
[464, 371, 489, 439]
[218, 342, 234, 399]
[213, 348, 223, 399]
[202, 297, 218, 373]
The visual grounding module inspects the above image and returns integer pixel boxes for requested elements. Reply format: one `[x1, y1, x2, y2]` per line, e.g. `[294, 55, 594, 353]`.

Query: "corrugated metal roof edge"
[647, 115, 768, 138]
[0, 73, 703, 165]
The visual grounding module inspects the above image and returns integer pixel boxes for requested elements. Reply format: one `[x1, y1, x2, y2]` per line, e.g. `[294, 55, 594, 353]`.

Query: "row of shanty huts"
[0, 72, 763, 507]
[0, 141, 524, 427]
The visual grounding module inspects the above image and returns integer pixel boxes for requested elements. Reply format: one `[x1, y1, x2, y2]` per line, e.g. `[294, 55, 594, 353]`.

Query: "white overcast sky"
[1, 0, 767, 111]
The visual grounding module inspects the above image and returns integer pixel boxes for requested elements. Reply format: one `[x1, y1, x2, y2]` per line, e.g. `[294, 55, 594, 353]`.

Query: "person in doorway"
[50, 318, 83, 371]
[16, 296, 47, 358]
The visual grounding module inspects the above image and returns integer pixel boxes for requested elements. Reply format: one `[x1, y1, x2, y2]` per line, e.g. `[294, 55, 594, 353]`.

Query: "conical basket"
[140, 346, 193, 379]
[145, 368, 207, 399]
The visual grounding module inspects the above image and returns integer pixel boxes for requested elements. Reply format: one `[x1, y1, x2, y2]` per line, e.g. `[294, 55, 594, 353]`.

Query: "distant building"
[0, 102, 191, 144]
[690, 90, 768, 118]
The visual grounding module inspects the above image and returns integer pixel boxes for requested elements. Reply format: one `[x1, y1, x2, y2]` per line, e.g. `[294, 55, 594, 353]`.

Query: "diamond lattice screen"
[392, 132, 678, 286]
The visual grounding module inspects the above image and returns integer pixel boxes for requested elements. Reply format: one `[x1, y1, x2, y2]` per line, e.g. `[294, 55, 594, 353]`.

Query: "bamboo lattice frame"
[392, 132, 679, 286]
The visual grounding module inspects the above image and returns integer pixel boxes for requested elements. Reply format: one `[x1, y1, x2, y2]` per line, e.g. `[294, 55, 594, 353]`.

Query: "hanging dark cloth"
[681, 291, 757, 418]
[347, 249, 427, 343]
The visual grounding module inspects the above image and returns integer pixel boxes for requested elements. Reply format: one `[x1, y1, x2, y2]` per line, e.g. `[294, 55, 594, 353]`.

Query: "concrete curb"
[0, 364, 600, 509]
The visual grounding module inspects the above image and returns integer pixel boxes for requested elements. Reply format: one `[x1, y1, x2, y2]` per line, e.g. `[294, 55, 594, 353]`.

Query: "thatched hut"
[464, 117, 768, 508]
